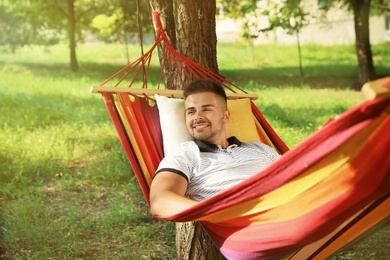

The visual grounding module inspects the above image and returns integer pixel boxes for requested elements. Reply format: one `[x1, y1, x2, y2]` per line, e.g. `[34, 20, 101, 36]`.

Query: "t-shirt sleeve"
[155, 142, 196, 182]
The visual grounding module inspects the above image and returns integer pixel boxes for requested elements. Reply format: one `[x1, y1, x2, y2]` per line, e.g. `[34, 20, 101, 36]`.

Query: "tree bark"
[148, 1, 225, 259]
[173, 0, 218, 73]
[176, 222, 225, 260]
[351, 0, 376, 88]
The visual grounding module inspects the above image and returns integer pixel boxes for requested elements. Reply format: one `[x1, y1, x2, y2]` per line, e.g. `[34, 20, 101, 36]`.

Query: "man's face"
[184, 92, 229, 145]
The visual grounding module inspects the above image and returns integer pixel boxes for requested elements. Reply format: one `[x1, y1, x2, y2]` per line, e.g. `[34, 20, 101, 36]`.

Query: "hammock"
[91, 11, 390, 260]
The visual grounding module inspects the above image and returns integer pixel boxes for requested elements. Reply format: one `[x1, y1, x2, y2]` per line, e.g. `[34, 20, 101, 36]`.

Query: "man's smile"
[193, 123, 209, 129]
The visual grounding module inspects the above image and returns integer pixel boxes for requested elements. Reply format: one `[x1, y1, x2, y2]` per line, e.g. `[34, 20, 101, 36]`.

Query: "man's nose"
[195, 110, 205, 119]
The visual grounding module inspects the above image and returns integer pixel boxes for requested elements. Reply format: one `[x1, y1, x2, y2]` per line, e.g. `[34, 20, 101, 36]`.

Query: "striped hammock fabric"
[91, 11, 390, 260]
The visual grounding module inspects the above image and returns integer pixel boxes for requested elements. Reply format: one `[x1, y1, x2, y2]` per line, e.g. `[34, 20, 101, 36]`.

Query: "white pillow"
[155, 94, 192, 155]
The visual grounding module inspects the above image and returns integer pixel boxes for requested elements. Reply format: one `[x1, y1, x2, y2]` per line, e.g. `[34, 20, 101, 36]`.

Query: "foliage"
[0, 0, 152, 71]
[0, 0, 152, 48]
[218, 1, 311, 42]
[218, 0, 314, 76]
[91, 0, 152, 43]
[92, 13, 123, 42]
[2, 0, 107, 44]
[218, 0, 259, 38]
[262, 0, 309, 35]
[0, 0, 58, 52]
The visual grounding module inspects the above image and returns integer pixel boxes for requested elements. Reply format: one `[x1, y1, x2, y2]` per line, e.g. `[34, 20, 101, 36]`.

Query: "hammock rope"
[91, 11, 390, 260]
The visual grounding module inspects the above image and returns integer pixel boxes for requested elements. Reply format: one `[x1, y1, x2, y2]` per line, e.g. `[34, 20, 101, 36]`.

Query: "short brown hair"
[183, 79, 227, 104]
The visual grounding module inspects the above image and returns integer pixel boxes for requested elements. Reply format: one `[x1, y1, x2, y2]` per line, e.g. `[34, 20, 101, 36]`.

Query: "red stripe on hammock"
[119, 94, 161, 173]
[102, 93, 151, 204]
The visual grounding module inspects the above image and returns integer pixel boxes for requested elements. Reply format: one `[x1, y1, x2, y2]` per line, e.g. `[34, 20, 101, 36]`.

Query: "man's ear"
[224, 110, 230, 123]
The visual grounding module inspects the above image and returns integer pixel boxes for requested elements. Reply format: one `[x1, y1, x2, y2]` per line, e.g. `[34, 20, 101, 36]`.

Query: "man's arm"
[149, 171, 198, 218]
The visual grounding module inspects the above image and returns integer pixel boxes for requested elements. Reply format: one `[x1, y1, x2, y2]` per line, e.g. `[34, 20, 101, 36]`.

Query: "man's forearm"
[150, 191, 198, 218]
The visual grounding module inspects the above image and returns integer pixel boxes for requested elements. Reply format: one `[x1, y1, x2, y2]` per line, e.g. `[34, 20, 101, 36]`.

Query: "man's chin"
[192, 133, 209, 141]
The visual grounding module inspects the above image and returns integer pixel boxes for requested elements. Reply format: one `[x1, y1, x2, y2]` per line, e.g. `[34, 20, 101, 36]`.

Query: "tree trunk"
[176, 222, 225, 260]
[296, 29, 304, 77]
[351, 0, 376, 88]
[173, 0, 218, 73]
[67, 0, 78, 72]
[148, 1, 225, 259]
[150, 0, 218, 89]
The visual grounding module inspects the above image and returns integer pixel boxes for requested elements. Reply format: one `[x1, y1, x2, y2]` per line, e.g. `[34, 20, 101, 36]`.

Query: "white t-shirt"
[156, 136, 281, 201]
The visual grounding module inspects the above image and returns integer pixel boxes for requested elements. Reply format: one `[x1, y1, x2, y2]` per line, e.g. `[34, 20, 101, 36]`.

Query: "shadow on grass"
[1, 59, 376, 90]
[219, 64, 361, 90]
[0, 60, 163, 86]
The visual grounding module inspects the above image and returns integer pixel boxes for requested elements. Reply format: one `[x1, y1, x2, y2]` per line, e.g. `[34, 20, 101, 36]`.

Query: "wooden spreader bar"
[90, 86, 259, 100]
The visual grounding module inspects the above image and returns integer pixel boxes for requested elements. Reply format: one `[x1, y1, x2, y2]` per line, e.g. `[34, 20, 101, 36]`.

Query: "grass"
[0, 42, 389, 259]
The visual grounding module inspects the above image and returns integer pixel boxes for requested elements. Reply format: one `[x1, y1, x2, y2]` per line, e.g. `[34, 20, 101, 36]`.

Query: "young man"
[150, 79, 280, 217]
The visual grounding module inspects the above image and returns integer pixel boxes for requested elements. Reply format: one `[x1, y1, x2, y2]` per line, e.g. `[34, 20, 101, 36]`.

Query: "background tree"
[319, 0, 390, 87]
[91, 0, 151, 64]
[39, 0, 109, 71]
[218, 0, 317, 78]
[217, 0, 261, 63]
[0, 0, 107, 71]
[350, 0, 375, 85]
[263, 0, 309, 77]
[0, 0, 59, 52]
[0, 0, 151, 71]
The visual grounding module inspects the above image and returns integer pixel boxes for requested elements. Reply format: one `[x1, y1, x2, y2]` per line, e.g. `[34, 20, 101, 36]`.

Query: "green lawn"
[0, 42, 389, 259]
